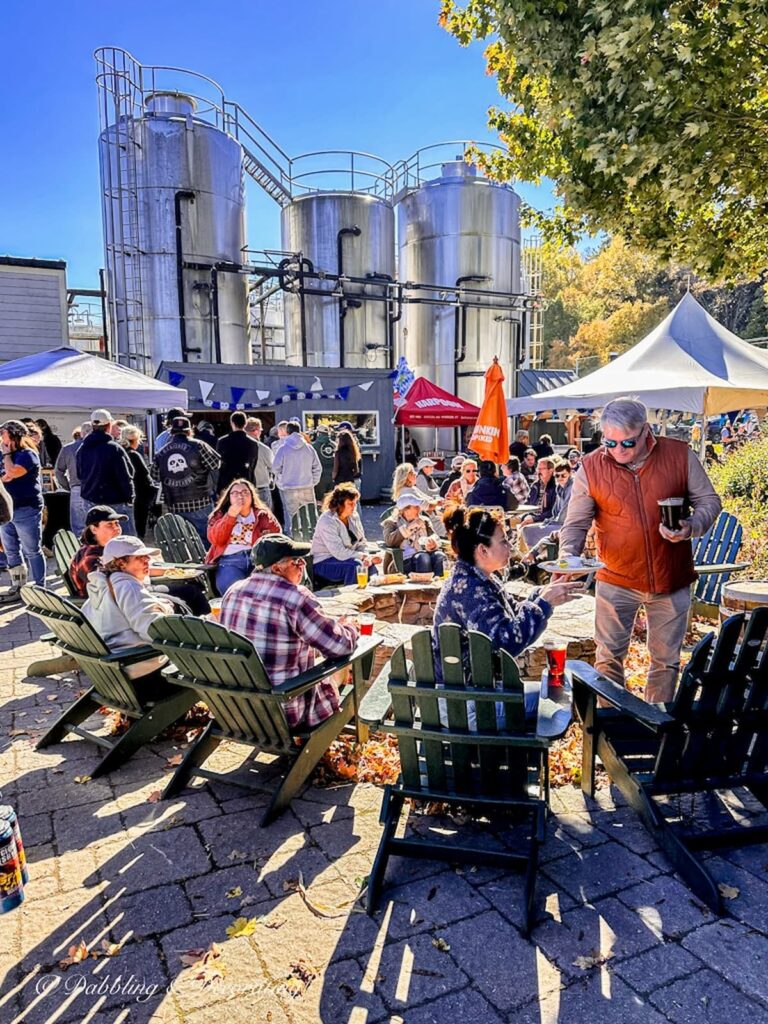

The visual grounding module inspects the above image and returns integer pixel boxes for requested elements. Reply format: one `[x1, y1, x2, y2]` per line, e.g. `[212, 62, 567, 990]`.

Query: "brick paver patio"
[2, 556, 768, 1023]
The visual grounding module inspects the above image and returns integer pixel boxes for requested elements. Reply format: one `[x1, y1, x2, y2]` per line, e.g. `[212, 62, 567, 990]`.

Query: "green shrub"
[709, 429, 768, 579]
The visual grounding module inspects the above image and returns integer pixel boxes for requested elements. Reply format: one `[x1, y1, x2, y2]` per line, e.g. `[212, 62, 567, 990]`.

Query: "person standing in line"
[311, 424, 335, 503]
[121, 425, 155, 540]
[194, 420, 217, 448]
[533, 433, 555, 459]
[558, 396, 722, 704]
[36, 419, 62, 466]
[245, 417, 275, 510]
[0, 420, 46, 598]
[54, 422, 91, 538]
[271, 421, 289, 450]
[155, 408, 187, 453]
[216, 411, 262, 496]
[76, 409, 136, 536]
[332, 429, 362, 489]
[151, 416, 221, 545]
[272, 422, 322, 532]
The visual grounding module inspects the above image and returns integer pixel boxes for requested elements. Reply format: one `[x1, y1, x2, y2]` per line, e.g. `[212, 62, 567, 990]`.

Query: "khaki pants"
[279, 486, 316, 533]
[594, 581, 691, 704]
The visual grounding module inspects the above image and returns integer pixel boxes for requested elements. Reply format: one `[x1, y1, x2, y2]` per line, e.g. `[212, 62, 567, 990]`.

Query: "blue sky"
[0, 0, 554, 286]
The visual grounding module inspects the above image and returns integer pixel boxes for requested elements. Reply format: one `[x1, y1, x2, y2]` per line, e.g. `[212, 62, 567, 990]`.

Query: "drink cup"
[359, 613, 375, 636]
[209, 599, 222, 620]
[658, 497, 684, 530]
[543, 641, 567, 687]
[356, 565, 369, 589]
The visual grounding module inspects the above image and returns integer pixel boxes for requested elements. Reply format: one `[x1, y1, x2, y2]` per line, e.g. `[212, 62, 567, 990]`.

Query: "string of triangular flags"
[166, 370, 395, 411]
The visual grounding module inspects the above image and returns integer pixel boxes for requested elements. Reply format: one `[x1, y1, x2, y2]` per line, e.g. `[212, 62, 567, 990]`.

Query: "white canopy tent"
[507, 293, 768, 417]
[0, 346, 188, 412]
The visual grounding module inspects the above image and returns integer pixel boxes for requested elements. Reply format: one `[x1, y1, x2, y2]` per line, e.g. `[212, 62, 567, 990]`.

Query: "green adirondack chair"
[148, 615, 381, 825]
[53, 529, 81, 600]
[572, 607, 768, 915]
[154, 513, 216, 596]
[367, 624, 549, 934]
[20, 585, 197, 777]
[290, 502, 319, 542]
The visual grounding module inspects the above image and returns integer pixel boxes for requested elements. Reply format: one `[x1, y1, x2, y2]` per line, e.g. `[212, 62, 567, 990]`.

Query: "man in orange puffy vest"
[559, 397, 721, 703]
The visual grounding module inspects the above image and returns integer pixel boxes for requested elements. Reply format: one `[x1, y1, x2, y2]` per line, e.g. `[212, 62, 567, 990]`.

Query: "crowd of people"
[0, 394, 754, 722]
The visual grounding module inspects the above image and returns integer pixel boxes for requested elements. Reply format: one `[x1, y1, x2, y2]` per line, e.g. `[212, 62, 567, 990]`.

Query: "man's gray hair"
[80, 422, 92, 438]
[600, 397, 648, 432]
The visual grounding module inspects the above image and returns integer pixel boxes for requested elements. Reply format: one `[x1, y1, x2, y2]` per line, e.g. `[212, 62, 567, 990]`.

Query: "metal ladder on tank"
[114, 118, 149, 374]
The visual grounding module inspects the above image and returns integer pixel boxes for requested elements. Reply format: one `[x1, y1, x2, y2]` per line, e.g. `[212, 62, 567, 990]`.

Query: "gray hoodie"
[272, 433, 322, 489]
[82, 571, 174, 653]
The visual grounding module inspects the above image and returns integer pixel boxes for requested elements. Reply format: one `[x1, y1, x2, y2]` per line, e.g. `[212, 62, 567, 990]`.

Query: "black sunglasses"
[602, 430, 644, 450]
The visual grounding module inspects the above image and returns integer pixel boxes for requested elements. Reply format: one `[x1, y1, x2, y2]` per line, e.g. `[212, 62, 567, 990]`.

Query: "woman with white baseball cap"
[81, 535, 176, 678]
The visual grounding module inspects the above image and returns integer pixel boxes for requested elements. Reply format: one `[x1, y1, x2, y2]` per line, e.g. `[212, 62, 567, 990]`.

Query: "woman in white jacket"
[82, 535, 175, 679]
[311, 484, 382, 586]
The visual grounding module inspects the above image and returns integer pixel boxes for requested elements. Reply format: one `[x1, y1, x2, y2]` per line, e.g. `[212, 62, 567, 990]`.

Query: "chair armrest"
[358, 661, 396, 728]
[101, 645, 158, 665]
[271, 634, 381, 700]
[568, 660, 675, 729]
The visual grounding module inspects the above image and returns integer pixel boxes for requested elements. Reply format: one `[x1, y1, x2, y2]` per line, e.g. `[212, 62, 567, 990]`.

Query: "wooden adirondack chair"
[290, 502, 319, 542]
[154, 513, 216, 596]
[53, 529, 81, 600]
[692, 510, 745, 606]
[572, 607, 768, 915]
[367, 625, 550, 934]
[20, 585, 197, 776]
[147, 615, 380, 825]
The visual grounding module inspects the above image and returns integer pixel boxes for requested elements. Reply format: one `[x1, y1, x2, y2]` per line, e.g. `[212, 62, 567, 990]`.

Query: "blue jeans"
[83, 500, 136, 538]
[404, 551, 445, 576]
[215, 550, 252, 596]
[177, 506, 213, 548]
[0, 505, 46, 585]
[313, 557, 379, 587]
[68, 486, 87, 539]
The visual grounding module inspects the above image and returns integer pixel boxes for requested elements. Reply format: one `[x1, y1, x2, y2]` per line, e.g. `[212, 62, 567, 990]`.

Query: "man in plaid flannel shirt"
[219, 534, 359, 728]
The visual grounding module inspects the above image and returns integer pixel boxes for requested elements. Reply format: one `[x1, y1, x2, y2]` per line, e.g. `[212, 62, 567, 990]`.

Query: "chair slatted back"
[148, 615, 294, 752]
[379, 506, 395, 523]
[655, 609, 768, 787]
[692, 511, 743, 604]
[53, 530, 81, 599]
[384, 547, 405, 573]
[20, 584, 144, 712]
[155, 513, 207, 564]
[290, 503, 318, 542]
[388, 625, 538, 801]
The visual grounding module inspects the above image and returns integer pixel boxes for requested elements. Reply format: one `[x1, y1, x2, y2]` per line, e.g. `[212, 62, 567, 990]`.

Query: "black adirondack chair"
[20, 585, 197, 776]
[692, 510, 745, 605]
[367, 624, 553, 934]
[154, 513, 216, 596]
[53, 529, 81, 600]
[147, 615, 380, 825]
[290, 502, 319, 542]
[572, 607, 768, 914]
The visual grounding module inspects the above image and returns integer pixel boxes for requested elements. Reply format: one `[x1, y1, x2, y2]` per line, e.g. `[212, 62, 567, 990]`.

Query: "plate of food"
[156, 567, 202, 580]
[408, 571, 435, 584]
[538, 556, 604, 577]
[370, 573, 407, 587]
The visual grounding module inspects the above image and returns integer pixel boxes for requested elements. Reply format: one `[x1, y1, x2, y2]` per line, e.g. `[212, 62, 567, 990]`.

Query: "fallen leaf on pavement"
[73, 776, 91, 785]
[432, 937, 451, 952]
[225, 916, 258, 938]
[165, 754, 183, 768]
[59, 940, 90, 969]
[573, 951, 614, 970]
[146, 790, 162, 803]
[718, 883, 740, 900]
[226, 886, 242, 899]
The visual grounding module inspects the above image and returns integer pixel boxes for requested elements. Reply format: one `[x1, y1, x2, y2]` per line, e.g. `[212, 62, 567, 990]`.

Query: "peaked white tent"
[507, 293, 768, 417]
[0, 346, 188, 411]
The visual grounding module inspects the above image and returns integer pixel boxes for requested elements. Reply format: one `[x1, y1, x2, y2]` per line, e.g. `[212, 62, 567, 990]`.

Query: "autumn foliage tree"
[439, 0, 768, 281]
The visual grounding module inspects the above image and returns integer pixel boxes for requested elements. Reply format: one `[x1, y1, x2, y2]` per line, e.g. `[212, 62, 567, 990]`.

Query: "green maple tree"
[439, 0, 768, 281]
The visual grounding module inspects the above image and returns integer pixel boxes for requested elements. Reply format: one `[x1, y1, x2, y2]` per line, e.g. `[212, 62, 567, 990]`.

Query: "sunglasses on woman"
[601, 430, 644, 450]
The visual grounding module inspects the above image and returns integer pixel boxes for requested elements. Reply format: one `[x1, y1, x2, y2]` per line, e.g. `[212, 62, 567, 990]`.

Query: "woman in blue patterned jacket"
[432, 506, 582, 690]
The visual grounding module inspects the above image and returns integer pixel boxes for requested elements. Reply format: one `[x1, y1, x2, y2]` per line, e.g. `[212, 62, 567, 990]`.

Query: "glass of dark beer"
[658, 497, 684, 530]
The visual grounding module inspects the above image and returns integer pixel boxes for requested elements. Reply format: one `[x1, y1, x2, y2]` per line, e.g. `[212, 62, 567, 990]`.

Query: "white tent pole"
[699, 401, 707, 464]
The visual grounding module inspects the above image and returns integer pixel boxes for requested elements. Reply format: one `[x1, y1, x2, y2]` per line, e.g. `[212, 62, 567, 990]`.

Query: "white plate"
[538, 559, 604, 577]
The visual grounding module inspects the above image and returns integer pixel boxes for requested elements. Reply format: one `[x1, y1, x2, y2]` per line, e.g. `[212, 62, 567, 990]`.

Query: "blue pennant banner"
[168, 371, 185, 388]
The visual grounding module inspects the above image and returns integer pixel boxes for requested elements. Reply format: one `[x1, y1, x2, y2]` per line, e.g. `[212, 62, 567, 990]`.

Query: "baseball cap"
[396, 493, 423, 510]
[251, 534, 311, 570]
[336, 421, 354, 431]
[90, 409, 112, 425]
[85, 505, 128, 527]
[416, 457, 436, 471]
[103, 536, 160, 560]
[450, 454, 466, 470]
[170, 416, 192, 433]
[478, 460, 497, 477]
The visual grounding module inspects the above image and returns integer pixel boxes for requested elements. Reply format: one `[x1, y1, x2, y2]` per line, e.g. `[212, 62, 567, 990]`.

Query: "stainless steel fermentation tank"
[97, 63, 250, 373]
[281, 191, 395, 369]
[397, 159, 522, 410]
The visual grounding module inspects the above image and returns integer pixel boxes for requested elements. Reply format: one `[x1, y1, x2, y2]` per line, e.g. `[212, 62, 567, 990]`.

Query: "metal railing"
[392, 141, 510, 196]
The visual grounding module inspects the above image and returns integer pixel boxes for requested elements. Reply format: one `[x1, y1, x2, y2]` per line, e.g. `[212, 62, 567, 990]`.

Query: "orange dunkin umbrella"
[468, 357, 510, 464]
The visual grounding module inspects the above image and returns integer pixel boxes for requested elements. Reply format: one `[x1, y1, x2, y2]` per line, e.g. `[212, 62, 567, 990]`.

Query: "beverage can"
[0, 820, 25, 913]
[0, 806, 28, 884]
